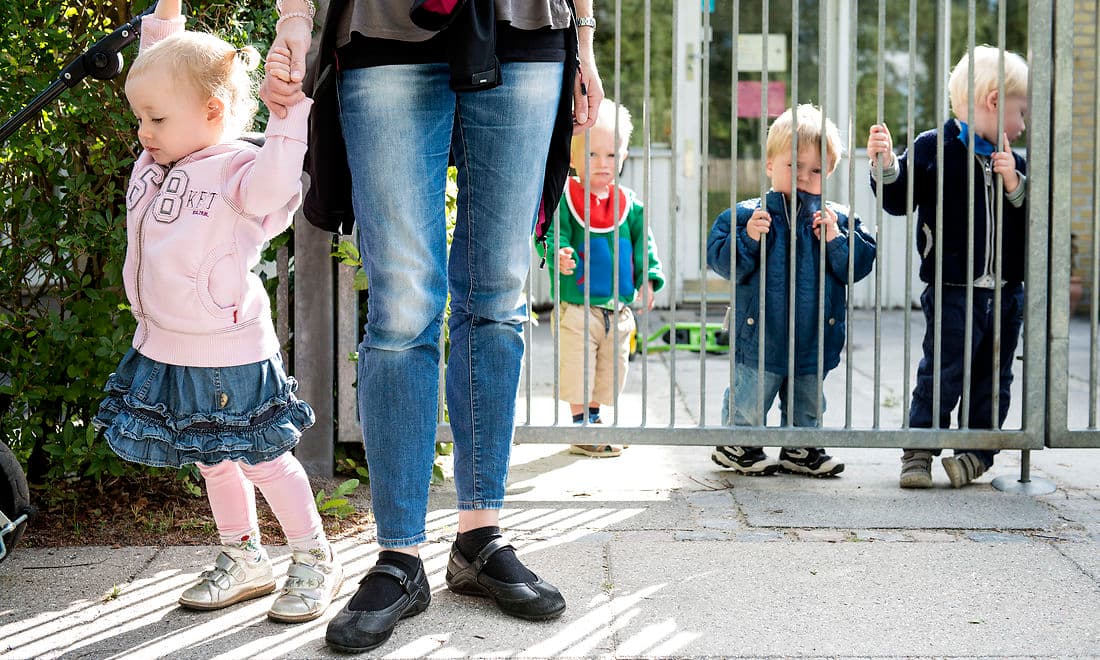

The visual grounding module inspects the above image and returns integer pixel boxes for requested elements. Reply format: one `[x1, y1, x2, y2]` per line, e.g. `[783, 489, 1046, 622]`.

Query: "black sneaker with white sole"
[711, 446, 779, 475]
[778, 447, 844, 477]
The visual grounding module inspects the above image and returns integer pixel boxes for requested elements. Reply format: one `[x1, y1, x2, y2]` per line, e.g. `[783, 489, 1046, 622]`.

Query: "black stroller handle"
[0, 5, 156, 143]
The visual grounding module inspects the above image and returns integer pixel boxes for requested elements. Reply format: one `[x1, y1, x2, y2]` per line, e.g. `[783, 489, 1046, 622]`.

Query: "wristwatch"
[576, 16, 596, 29]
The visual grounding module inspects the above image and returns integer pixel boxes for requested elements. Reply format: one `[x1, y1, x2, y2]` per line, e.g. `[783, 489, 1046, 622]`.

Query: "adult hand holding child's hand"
[259, 8, 311, 118]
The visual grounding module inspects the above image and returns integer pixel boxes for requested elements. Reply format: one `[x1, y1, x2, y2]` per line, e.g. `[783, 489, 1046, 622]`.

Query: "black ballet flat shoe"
[325, 562, 431, 653]
[445, 538, 566, 621]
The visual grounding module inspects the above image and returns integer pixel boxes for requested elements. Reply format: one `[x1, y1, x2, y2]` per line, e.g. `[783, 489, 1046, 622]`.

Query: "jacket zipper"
[981, 156, 995, 281]
[134, 160, 185, 348]
[132, 172, 162, 350]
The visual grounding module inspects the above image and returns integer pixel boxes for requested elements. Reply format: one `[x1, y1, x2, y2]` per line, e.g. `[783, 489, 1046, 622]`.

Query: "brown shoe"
[568, 444, 622, 458]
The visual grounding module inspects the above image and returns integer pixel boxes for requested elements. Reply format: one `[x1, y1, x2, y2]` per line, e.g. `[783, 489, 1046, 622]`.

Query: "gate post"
[293, 212, 335, 477]
[993, 0, 1058, 494]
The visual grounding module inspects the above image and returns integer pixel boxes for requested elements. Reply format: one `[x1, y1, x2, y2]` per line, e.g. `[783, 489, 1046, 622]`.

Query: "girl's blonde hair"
[766, 104, 843, 174]
[948, 46, 1028, 119]
[128, 31, 260, 138]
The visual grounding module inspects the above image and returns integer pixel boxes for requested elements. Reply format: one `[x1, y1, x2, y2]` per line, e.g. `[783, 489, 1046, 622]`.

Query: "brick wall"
[1071, 0, 1097, 314]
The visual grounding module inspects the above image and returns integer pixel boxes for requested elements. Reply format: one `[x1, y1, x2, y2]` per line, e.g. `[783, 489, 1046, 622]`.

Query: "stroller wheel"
[0, 440, 30, 561]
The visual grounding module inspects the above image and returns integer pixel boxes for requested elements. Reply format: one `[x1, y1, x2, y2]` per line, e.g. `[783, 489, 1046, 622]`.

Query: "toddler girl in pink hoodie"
[93, 0, 340, 622]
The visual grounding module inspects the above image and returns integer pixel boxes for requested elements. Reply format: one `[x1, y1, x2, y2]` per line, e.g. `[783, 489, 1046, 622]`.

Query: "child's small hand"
[558, 247, 577, 275]
[638, 280, 656, 313]
[746, 208, 771, 242]
[992, 132, 1020, 194]
[265, 47, 299, 86]
[867, 123, 895, 169]
[153, 0, 183, 20]
[813, 205, 840, 242]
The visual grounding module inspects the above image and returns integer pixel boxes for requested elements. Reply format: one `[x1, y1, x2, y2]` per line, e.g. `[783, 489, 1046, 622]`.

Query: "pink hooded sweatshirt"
[123, 16, 312, 367]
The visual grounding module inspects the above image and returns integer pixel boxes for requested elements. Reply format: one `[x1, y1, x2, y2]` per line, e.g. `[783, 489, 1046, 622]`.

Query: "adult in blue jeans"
[262, 0, 603, 653]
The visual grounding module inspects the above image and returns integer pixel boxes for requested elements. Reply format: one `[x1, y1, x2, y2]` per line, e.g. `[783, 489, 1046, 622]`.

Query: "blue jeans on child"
[908, 284, 1025, 467]
[722, 364, 826, 429]
[338, 62, 563, 548]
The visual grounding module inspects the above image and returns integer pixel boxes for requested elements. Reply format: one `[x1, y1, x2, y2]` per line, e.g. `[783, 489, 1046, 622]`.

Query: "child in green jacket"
[543, 99, 665, 458]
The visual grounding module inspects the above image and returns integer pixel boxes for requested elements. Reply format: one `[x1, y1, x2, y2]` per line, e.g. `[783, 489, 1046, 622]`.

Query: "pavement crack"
[1049, 539, 1100, 586]
[124, 547, 162, 585]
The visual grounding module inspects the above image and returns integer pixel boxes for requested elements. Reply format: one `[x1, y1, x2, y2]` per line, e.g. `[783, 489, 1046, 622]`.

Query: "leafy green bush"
[0, 2, 277, 486]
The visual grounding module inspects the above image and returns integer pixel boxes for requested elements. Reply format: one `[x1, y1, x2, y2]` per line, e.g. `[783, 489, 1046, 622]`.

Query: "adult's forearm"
[575, 0, 595, 52]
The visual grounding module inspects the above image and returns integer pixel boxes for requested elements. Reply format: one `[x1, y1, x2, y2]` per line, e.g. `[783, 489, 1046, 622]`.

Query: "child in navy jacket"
[867, 46, 1029, 488]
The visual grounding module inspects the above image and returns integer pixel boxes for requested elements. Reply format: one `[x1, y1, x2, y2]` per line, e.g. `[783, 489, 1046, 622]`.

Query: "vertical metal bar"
[1092, 0, 1100, 429]
[553, 205, 561, 426]
[700, 2, 711, 426]
[989, 0, 1007, 429]
[873, 0, 885, 427]
[1038, 0, 1061, 443]
[728, 0, 739, 426]
[582, 128, 592, 428]
[641, 0, 652, 427]
[787, 0, 799, 428]
[961, 1, 976, 429]
[816, 1, 826, 424]
[611, 0, 623, 426]
[932, 0, 947, 428]
[903, 0, 916, 428]
[668, 1, 679, 426]
[756, 0, 768, 426]
[846, 0, 858, 428]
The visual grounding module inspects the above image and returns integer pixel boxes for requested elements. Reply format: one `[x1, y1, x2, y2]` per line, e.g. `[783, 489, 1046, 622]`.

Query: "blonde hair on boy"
[591, 98, 634, 150]
[765, 104, 843, 174]
[948, 46, 1028, 119]
[128, 31, 261, 138]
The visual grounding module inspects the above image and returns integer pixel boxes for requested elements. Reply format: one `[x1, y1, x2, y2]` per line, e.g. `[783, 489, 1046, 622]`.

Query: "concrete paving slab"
[606, 540, 1100, 657]
[0, 547, 159, 658]
[733, 487, 1062, 529]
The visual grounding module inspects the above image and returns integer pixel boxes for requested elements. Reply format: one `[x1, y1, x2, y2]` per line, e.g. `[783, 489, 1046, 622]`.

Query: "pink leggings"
[197, 453, 323, 544]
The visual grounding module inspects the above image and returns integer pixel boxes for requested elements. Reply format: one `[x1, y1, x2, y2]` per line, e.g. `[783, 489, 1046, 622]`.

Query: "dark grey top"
[338, 0, 572, 46]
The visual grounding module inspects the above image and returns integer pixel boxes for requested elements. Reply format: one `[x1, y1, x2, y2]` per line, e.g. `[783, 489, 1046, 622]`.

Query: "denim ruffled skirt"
[93, 349, 315, 468]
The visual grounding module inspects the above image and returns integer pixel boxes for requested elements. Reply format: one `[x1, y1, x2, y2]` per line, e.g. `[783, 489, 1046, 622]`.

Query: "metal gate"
[286, 0, 1100, 479]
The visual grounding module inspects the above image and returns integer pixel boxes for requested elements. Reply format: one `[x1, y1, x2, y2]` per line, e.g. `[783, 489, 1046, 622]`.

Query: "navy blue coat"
[707, 191, 877, 376]
[870, 119, 1027, 285]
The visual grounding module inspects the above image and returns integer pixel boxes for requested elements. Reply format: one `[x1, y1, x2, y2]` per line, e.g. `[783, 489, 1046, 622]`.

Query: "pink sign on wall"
[737, 81, 787, 118]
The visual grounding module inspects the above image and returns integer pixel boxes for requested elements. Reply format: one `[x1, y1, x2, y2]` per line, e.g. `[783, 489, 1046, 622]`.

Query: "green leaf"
[332, 478, 359, 498]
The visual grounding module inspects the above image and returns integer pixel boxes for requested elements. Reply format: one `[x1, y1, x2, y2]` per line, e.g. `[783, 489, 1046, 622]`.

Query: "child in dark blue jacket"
[708, 105, 877, 477]
[867, 46, 1028, 489]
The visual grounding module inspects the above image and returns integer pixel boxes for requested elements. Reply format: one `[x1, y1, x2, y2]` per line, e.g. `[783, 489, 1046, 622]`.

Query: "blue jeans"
[339, 62, 563, 548]
[721, 364, 825, 448]
[908, 284, 1025, 468]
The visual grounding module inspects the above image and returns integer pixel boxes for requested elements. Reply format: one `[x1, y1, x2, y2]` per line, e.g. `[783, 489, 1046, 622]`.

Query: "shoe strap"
[471, 537, 515, 574]
[214, 552, 238, 572]
[364, 562, 417, 594]
[198, 552, 241, 588]
[286, 561, 324, 587]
